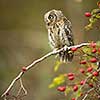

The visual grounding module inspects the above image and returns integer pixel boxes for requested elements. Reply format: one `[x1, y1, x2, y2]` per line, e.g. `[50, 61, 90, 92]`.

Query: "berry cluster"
[55, 42, 100, 100]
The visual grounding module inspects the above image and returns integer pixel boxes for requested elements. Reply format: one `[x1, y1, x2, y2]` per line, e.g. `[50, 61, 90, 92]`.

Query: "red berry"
[88, 83, 93, 88]
[80, 60, 87, 64]
[93, 71, 99, 76]
[92, 48, 97, 53]
[68, 76, 74, 80]
[87, 67, 93, 72]
[68, 73, 74, 77]
[90, 58, 97, 63]
[80, 80, 85, 85]
[57, 86, 66, 92]
[85, 12, 91, 17]
[80, 68, 85, 73]
[71, 47, 77, 52]
[90, 42, 96, 48]
[73, 85, 78, 92]
[22, 67, 27, 72]
[72, 98, 76, 100]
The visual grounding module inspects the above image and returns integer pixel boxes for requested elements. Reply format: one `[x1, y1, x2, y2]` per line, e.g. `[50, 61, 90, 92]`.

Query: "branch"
[81, 69, 100, 100]
[1, 42, 90, 98]
[82, 88, 94, 100]
[81, 63, 100, 100]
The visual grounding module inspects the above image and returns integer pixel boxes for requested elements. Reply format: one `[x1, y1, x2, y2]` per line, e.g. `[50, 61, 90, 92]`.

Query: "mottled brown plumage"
[44, 9, 74, 62]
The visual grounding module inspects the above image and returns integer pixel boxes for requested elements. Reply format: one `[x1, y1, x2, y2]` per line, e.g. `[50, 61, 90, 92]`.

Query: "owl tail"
[59, 50, 73, 63]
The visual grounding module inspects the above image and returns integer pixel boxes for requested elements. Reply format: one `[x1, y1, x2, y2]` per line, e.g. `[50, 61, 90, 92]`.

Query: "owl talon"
[63, 45, 68, 52]
[53, 48, 58, 53]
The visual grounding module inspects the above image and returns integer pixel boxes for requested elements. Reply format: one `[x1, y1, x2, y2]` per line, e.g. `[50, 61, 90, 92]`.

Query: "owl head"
[44, 9, 63, 26]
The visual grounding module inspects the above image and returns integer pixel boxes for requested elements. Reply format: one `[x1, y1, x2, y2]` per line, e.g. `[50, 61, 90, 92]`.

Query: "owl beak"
[46, 19, 51, 26]
[47, 22, 50, 26]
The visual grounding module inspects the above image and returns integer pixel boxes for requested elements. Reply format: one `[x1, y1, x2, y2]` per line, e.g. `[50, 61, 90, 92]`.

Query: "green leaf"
[64, 87, 71, 95]
[49, 84, 55, 88]
[73, 87, 82, 98]
[86, 72, 92, 76]
[96, 14, 100, 18]
[92, 76, 98, 81]
[54, 61, 61, 72]
[89, 18, 97, 23]
[85, 23, 93, 30]
[49, 74, 65, 88]
[76, 90, 82, 98]
[82, 46, 92, 55]
[91, 9, 100, 15]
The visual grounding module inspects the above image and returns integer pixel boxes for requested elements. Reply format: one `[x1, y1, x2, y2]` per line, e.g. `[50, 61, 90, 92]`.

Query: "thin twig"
[1, 43, 90, 98]
[77, 62, 100, 100]
[16, 78, 27, 97]
[82, 88, 94, 100]
[19, 78, 27, 95]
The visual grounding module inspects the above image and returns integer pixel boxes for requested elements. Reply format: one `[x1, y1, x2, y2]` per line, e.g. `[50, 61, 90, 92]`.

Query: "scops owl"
[44, 9, 74, 62]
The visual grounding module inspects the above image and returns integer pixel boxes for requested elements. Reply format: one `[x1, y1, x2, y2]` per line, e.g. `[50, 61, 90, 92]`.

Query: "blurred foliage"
[54, 61, 62, 72]
[85, 7, 100, 30]
[49, 74, 65, 88]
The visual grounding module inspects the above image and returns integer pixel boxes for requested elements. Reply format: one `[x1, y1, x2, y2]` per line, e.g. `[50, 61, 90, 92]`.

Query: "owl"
[44, 9, 74, 62]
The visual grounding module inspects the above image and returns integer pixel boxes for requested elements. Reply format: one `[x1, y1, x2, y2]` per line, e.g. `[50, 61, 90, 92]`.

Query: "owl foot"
[52, 48, 58, 53]
[63, 45, 68, 52]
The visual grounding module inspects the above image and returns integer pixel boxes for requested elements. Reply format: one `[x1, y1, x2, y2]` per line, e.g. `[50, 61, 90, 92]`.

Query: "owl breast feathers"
[44, 9, 74, 62]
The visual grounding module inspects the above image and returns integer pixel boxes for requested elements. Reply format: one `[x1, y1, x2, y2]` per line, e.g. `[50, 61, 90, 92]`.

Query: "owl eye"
[48, 14, 54, 20]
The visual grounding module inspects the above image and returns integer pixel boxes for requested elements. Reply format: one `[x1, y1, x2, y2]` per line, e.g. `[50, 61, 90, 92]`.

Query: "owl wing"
[60, 17, 74, 62]
[63, 17, 74, 46]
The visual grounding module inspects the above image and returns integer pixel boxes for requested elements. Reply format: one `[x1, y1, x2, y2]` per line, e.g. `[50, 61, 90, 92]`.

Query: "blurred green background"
[0, 0, 99, 100]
